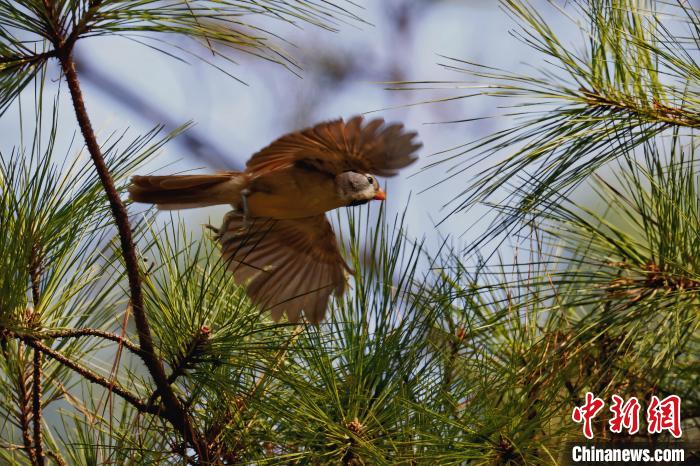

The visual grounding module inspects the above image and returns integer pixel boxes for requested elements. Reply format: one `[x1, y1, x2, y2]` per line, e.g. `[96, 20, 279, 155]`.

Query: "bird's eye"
[366, 176, 374, 185]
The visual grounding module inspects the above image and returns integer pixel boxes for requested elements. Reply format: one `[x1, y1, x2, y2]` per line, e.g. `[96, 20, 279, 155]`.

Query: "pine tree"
[0, 1, 697, 464]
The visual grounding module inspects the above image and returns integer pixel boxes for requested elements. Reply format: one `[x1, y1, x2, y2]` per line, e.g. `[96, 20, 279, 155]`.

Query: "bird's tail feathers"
[128, 173, 246, 209]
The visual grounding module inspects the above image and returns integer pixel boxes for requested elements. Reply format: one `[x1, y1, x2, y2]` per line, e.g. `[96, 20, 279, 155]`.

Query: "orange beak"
[373, 188, 386, 201]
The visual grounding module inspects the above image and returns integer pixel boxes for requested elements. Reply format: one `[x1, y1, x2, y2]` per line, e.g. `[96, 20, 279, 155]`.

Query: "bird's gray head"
[335, 172, 386, 206]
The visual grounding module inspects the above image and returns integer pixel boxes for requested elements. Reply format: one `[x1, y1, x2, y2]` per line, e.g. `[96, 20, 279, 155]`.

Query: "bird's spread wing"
[213, 212, 350, 323]
[245, 116, 421, 177]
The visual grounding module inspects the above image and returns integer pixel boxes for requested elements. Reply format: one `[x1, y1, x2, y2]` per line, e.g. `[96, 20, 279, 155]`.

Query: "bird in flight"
[129, 116, 421, 323]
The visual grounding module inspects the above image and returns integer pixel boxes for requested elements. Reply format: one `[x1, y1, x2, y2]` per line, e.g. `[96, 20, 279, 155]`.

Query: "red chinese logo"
[647, 395, 682, 438]
[608, 394, 640, 435]
[573, 393, 682, 439]
[572, 392, 605, 439]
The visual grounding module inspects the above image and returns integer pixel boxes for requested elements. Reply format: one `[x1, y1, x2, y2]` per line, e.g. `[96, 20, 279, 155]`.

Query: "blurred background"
[1, 0, 577, 254]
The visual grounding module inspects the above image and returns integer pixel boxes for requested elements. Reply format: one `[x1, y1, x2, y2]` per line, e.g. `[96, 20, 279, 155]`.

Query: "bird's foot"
[240, 188, 252, 228]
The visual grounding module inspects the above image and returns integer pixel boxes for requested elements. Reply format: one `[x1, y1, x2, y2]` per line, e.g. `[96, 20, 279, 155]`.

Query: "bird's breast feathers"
[246, 166, 345, 219]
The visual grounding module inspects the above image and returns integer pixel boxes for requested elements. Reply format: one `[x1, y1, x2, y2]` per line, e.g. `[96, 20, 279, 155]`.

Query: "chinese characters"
[572, 393, 682, 439]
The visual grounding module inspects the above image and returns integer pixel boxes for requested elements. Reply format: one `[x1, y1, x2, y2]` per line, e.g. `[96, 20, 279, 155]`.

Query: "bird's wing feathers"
[214, 212, 349, 323]
[245, 116, 421, 177]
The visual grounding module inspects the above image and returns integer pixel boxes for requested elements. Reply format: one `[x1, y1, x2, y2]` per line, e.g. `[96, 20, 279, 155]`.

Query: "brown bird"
[129, 116, 420, 323]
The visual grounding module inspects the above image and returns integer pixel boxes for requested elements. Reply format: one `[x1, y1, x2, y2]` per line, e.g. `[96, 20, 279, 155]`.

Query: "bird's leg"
[240, 188, 252, 226]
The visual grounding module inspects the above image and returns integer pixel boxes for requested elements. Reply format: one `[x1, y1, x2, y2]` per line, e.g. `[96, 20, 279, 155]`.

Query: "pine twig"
[29, 244, 45, 466]
[0, 50, 56, 66]
[579, 87, 700, 129]
[16, 342, 38, 466]
[31, 351, 44, 466]
[147, 326, 210, 408]
[46, 451, 68, 466]
[23, 338, 157, 415]
[13, 328, 143, 357]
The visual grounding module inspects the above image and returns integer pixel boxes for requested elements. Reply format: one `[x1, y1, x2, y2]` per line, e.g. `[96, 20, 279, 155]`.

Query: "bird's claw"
[240, 188, 252, 228]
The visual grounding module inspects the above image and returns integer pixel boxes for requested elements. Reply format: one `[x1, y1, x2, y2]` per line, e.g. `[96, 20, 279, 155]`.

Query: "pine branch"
[580, 87, 700, 129]
[28, 247, 41, 311]
[13, 328, 143, 357]
[37, 0, 209, 453]
[39, 0, 61, 42]
[46, 451, 67, 466]
[31, 351, 44, 466]
[15, 342, 38, 466]
[0, 50, 56, 66]
[29, 245, 44, 466]
[57, 49, 207, 458]
[146, 326, 210, 408]
[22, 338, 156, 415]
